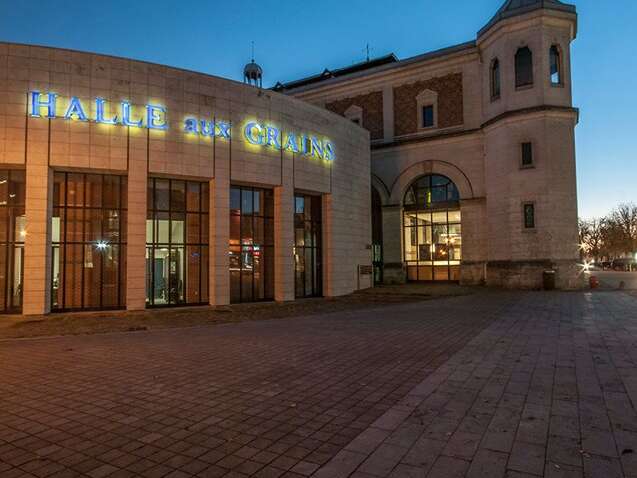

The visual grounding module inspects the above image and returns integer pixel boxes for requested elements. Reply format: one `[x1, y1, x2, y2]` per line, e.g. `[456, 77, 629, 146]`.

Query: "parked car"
[612, 258, 636, 271]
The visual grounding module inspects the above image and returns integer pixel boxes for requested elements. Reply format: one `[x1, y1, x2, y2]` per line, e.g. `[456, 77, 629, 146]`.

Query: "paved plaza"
[1, 290, 637, 477]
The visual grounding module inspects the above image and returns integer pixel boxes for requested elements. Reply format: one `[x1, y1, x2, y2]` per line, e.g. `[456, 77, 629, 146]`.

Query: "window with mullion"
[51, 172, 127, 311]
[294, 194, 322, 298]
[146, 178, 209, 307]
[230, 186, 274, 303]
[0, 170, 26, 313]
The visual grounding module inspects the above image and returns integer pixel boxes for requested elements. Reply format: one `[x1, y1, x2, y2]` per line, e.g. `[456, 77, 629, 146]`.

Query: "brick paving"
[1, 290, 636, 477]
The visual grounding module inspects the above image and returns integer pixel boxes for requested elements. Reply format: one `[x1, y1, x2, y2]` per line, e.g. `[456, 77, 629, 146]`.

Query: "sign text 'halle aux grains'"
[28, 91, 336, 161]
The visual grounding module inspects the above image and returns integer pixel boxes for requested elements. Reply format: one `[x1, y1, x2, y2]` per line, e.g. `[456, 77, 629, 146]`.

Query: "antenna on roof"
[362, 43, 374, 62]
[251, 41, 255, 62]
[366, 43, 370, 62]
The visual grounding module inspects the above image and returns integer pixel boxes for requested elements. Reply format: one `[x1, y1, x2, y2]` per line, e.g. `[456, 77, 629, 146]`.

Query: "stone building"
[0, 43, 371, 315]
[275, 0, 582, 289]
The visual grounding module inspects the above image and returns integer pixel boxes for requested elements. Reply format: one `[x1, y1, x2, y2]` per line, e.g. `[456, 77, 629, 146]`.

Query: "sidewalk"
[313, 291, 637, 478]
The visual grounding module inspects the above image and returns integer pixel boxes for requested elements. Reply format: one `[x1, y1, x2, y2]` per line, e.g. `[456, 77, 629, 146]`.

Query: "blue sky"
[0, 0, 634, 219]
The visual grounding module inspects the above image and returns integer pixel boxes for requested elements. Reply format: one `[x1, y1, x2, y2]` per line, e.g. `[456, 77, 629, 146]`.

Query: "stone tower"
[478, 0, 581, 288]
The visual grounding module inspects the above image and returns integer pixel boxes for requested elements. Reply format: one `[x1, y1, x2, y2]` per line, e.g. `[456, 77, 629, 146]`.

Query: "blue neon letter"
[184, 118, 199, 134]
[324, 142, 335, 161]
[244, 122, 264, 145]
[200, 120, 214, 137]
[216, 122, 231, 139]
[310, 137, 324, 159]
[283, 133, 300, 153]
[30, 91, 57, 118]
[63, 97, 89, 121]
[146, 104, 167, 130]
[95, 98, 118, 124]
[121, 101, 143, 127]
[266, 126, 281, 149]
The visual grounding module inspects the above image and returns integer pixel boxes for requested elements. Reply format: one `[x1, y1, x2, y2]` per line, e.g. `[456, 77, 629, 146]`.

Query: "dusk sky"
[1, 0, 634, 219]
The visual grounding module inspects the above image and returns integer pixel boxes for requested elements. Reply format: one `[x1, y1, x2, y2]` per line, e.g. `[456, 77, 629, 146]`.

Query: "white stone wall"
[0, 42, 371, 314]
[285, 7, 580, 289]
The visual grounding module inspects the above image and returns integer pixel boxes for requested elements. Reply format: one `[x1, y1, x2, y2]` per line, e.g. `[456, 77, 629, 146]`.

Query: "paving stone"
[3, 291, 637, 478]
[426, 455, 470, 478]
[508, 441, 546, 476]
[465, 449, 508, 478]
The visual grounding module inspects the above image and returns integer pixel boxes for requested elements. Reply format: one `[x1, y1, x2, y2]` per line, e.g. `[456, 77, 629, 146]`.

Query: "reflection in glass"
[146, 178, 209, 307]
[229, 186, 274, 303]
[403, 175, 462, 282]
[294, 194, 322, 298]
[51, 172, 126, 310]
[0, 170, 25, 312]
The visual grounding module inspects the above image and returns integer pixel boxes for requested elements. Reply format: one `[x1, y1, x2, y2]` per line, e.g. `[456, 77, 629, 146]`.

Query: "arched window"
[491, 58, 501, 100]
[515, 46, 533, 88]
[403, 174, 460, 210]
[550, 45, 562, 85]
[403, 175, 461, 282]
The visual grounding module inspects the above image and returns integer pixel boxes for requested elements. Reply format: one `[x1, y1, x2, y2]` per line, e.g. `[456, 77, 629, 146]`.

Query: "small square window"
[351, 118, 360, 125]
[523, 203, 535, 229]
[422, 105, 434, 128]
[521, 142, 533, 167]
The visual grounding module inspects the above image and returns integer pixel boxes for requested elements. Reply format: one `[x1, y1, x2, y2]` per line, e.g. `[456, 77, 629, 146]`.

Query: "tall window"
[294, 194, 322, 298]
[524, 203, 536, 229]
[52, 173, 127, 311]
[515, 47, 534, 88]
[550, 45, 562, 85]
[403, 175, 462, 282]
[422, 105, 435, 128]
[491, 58, 501, 100]
[0, 170, 25, 313]
[146, 178, 209, 307]
[229, 186, 274, 303]
[521, 142, 534, 167]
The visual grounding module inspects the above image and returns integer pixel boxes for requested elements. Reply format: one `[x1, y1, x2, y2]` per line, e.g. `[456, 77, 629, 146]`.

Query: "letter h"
[30, 91, 57, 118]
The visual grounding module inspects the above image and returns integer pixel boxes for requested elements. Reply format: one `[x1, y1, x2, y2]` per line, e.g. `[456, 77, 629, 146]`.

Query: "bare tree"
[610, 203, 637, 256]
[579, 218, 606, 261]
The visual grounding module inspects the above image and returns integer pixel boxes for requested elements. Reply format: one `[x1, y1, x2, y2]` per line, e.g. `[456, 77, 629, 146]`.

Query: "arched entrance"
[403, 175, 462, 281]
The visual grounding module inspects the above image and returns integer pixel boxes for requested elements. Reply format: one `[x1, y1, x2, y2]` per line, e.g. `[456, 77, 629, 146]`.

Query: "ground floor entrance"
[402, 174, 462, 282]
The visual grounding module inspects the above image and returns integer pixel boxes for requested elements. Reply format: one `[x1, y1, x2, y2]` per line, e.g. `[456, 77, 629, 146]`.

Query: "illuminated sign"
[29, 91, 336, 161]
[30, 91, 167, 130]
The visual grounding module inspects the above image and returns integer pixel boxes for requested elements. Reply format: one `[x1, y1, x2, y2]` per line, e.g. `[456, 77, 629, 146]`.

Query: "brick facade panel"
[326, 91, 384, 140]
[393, 73, 463, 136]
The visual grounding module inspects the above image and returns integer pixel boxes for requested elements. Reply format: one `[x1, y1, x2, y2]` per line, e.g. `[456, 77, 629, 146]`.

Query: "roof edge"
[478, 0, 576, 38]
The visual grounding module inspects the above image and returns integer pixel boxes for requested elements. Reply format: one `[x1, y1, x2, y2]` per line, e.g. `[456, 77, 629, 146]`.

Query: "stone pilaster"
[381, 205, 405, 284]
[382, 86, 394, 142]
[125, 131, 148, 310]
[23, 152, 52, 315]
[321, 193, 335, 297]
[209, 174, 230, 306]
[274, 181, 294, 302]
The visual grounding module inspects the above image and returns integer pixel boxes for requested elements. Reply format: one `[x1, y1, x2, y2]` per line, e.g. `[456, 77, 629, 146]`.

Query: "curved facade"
[0, 43, 372, 314]
[278, 0, 582, 289]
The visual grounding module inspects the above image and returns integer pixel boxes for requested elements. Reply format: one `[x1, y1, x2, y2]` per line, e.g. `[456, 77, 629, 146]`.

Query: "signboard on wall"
[29, 91, 336, 162]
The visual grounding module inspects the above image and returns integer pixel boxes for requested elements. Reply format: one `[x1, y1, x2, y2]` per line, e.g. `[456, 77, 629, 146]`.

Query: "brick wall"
[394, 73, 463, 136]
[326, 91, 384, 140]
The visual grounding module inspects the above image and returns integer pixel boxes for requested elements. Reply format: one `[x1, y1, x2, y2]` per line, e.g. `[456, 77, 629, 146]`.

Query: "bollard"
[589, 276, 599, 289]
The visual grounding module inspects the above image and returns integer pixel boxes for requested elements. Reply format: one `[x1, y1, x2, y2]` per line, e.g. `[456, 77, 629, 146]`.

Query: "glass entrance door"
[294, 194, 322, 298]
[0, 170, 26, 313]
[146, 178, 209, 307]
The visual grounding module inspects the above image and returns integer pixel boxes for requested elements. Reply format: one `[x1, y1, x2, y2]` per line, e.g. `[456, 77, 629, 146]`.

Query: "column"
[273, 150, 294, 302]
[381, 204, 405, 284]
[321, 193, 335, 297]
[209, 175, 230, 306]
[126, 133, 148, 310]
[23, 158, 52, 315]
